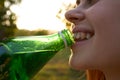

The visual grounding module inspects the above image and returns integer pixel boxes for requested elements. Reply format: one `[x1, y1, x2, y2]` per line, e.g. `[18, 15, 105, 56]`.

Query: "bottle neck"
[58, 29, 74, 48]
[58, 31, 67, 48]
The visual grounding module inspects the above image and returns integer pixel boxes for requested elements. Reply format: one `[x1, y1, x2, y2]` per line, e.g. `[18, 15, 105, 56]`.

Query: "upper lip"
[72, 25, 94, 34]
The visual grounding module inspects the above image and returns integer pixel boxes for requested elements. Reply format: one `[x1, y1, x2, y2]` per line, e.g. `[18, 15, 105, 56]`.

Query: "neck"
[103, 68, 120, 80]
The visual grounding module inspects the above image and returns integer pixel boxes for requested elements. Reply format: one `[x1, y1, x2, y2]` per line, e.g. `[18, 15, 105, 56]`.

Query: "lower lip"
[72, 40, 88, 47]
[72, 37, 94, 48]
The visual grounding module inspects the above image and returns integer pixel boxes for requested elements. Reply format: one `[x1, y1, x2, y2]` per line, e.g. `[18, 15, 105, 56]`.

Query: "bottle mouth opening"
[58, 29, 74, 48]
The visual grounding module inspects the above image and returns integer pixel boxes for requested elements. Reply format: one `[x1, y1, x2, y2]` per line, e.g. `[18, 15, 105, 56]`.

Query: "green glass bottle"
[0, 29, 74, 80]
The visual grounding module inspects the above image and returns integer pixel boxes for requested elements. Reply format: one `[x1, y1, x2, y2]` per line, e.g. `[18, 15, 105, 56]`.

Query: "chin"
[68, 53, 88, 70]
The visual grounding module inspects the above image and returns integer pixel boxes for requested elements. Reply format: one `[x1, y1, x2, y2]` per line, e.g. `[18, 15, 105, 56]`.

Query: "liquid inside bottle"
[0, 29, 74, 80]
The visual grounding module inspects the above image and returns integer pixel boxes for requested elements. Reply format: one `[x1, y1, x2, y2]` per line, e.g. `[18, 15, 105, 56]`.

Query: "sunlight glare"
[11, 0, 75, 31]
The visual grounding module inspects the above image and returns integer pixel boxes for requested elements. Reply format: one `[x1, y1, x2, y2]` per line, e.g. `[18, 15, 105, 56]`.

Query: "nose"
[65, 8, 85, 24]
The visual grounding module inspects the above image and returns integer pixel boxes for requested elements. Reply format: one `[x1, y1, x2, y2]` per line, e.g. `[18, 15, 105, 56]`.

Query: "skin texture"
[65, 0, 120, 80]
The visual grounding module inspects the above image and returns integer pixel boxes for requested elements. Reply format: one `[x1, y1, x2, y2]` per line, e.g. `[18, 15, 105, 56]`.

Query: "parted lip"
[72, 25, 95, 41]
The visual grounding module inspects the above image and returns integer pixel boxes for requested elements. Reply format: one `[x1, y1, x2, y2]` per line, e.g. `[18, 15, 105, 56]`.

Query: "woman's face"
[65, 0, 120, 70]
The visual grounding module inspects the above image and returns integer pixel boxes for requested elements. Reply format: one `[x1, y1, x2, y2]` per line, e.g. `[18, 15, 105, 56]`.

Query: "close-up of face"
[65, 0, 120, 71]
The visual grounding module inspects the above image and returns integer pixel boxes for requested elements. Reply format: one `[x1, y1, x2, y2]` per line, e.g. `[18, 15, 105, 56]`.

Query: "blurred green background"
[32, 48, 86, 80]
[0, 0, 86, 80]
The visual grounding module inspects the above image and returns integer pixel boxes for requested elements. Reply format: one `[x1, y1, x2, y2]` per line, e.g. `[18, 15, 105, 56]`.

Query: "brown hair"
[86, 70, 106, 80]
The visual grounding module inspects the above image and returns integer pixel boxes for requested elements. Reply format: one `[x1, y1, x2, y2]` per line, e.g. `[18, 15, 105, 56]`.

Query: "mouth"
[73, 31, 94, 42]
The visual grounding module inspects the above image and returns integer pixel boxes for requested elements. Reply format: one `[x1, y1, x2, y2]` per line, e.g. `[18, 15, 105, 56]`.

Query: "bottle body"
[0, 29, 74, 80]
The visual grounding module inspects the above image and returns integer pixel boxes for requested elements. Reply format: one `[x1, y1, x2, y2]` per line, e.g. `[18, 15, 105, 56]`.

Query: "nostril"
[69, 17, 80, 23]
[65, 12, 85, 23]
[70, 17, 79, 20]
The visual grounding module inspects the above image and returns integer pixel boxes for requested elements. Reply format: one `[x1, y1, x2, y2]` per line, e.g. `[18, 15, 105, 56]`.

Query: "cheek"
[86, 1, 120, 50]
[69, 1, 120, 70]
[86, 2, 120, 67]
[86, 0, 120, 36]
